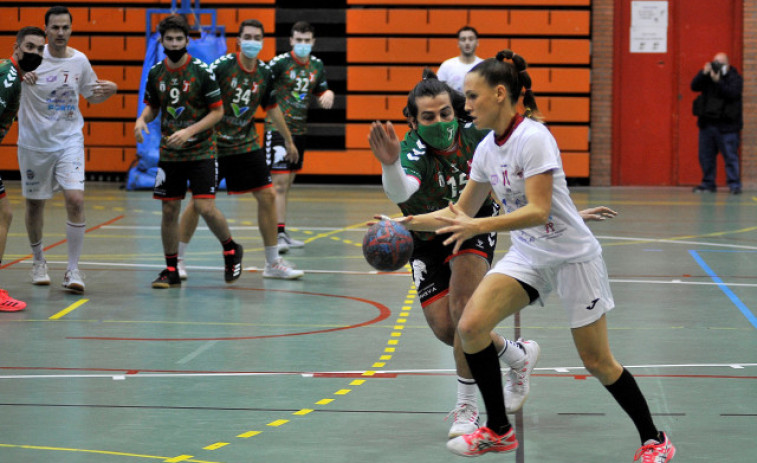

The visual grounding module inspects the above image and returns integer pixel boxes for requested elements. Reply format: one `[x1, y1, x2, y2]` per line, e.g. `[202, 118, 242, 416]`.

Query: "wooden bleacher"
[1, 0, 592, 180]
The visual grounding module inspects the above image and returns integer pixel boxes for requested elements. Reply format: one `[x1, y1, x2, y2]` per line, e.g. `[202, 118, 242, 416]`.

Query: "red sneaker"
[446, 426, 518, 456]
[0, 289, 26, 312]
[634, 432, 676, 463]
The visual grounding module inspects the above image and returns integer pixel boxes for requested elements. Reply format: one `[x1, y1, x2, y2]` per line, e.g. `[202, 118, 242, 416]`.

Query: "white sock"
[498, 336, 526, 367]
[66, 221, 86, 271]
[457, 376, 478, 406]
[178, 241, 188, 260]
[264, 246, 279, 265]
[30, 241, 45, 263]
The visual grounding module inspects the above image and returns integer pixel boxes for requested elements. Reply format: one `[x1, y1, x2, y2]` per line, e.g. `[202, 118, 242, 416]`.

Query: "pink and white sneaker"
[446, 426, 518, 457]
[634, 432, 676, 463]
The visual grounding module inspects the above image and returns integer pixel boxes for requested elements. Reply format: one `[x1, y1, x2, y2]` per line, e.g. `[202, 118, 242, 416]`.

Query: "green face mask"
[416, 119, 458, 150]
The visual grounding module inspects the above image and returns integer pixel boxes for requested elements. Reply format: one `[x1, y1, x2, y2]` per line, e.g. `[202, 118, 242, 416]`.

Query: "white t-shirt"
[469, 117, 601, 267]
[18, 45, 97, 152]
[437, 56, 483, 93]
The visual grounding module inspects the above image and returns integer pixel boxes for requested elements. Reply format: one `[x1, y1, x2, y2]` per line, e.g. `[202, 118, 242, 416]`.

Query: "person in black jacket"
[691, 52, 743, 194]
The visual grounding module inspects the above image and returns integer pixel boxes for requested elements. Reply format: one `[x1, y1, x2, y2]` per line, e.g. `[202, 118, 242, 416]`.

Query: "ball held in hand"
[362, 220, 414, 271]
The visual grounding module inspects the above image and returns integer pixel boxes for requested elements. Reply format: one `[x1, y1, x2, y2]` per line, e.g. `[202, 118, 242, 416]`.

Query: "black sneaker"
[223, 243, 243, 283]
[692, 185, 716, 193]
[730, 187, 742, 195]
[152, 268, 181, 288]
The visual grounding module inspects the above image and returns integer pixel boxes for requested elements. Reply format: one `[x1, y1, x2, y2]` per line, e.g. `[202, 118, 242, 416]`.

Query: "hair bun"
[421, 68, 438, 80]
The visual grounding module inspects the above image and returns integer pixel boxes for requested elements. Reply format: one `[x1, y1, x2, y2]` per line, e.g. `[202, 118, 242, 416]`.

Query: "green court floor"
[0, 182, 755, 462]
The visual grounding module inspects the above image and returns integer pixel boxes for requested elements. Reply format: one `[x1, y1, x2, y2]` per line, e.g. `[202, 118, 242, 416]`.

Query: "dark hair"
[17, 26, 45, 44]
[45, 6, 72, 26]
[403, 68, 471, 124]
[239, 19, 264, 37]
[457, 26, 478, 39]
[291, 21, 314, 36]
[159, 15, 190, 38]
[469, 49, 542, 121]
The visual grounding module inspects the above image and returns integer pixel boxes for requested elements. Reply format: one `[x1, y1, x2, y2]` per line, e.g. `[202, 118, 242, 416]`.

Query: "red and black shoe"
[152, 267, 181, 289]
[0, 289, 26, 312]
[223, 243, 243, 283]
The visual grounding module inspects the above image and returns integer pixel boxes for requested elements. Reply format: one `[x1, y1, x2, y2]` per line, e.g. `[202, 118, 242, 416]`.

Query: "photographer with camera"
[691, 52, 743, 194]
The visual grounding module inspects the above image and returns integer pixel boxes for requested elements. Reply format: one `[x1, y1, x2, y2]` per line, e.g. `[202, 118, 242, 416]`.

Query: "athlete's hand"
[134, 119, 149, 143]
[318, 90, 335, 109]
[579, 206, 617, 222]
[284, 139, 299, 164]
[166, 128, 192, 148]
[368, 121, 401, 165]
[22, 71, 38, 85]
[367, 214, 413, 228]
[91, 79, 117, 98]
[436, 202, 479, 254]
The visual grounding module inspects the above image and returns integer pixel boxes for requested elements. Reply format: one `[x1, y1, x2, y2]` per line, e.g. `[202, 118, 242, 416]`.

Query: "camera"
[710, 61, 723, 74]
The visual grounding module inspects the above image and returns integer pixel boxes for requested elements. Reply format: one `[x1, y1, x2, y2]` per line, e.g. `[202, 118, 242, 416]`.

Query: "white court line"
[595, 235, 757, 250]
[102, 225, 370, 232]
[36, 262, 757, 283]
[1, 363, 755, 381]
[176, 341, 218, 365]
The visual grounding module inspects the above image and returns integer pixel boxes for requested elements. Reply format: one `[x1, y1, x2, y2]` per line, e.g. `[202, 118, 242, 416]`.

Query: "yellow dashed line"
[236, 431, 261, 438]
[202, 443, 228, 451]
[384, 347, 395, 353]
[164, 456, 194, 462]
[267, 419, 289, 427]
[334, 389, 351, 395]
[293, 409, 313, 416]
[49, 299, 89, 320]
[316, 398, 334, 404]
[379, 355, 392, 360]
[387, 340, 398, 345]
[362, 371, 376, 377]
[350, 380, 366, 386]
[372, 362, 386, 368]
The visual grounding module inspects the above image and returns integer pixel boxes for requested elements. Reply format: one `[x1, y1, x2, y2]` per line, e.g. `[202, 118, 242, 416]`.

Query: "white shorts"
[18, 145, 85, 199]
[489, 249, 615, 328]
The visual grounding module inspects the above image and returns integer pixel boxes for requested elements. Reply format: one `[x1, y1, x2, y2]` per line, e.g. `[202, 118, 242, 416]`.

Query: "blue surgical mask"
[293, 43, 312, 58]
[240, 40, 263, 59]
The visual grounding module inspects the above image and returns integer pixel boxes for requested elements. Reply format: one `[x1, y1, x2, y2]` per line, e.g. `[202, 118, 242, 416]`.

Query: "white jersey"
[18, 45, 97, 152]
[437, 56, 483, 93]
[469, 117, 601, 267]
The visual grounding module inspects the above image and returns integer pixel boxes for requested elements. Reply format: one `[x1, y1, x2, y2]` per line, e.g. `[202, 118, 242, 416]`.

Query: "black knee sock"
[165, 254, 178, 269]
[605, 367, 659, 444]
[277, 224, 285, 234]
[221, 237, 236, 252]
[464, 342, 511, 435]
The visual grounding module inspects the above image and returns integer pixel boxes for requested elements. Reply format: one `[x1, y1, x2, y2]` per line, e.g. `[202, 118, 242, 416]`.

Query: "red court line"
[67, 288, 392, 341]
[1, 367, 753, 381]
[1, 214, 125, 269]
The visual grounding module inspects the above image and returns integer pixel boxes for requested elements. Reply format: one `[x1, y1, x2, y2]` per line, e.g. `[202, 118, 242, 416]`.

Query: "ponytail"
[472, 50, 543, 122]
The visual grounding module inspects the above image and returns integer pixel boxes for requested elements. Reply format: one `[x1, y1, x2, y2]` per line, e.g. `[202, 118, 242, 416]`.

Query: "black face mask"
[18, 51, 42, 72]
[164, 47, 187, 64]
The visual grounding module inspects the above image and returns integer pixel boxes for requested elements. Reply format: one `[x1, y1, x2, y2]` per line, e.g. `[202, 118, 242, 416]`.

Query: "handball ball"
[362, 219, 414, 272]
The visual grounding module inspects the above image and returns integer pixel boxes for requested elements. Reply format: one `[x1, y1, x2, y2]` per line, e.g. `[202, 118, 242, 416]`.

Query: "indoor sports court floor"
[0, 182, 755, 462]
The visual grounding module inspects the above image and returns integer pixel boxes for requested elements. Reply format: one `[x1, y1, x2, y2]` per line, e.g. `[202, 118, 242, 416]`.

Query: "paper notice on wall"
[630, 1, 668, 53]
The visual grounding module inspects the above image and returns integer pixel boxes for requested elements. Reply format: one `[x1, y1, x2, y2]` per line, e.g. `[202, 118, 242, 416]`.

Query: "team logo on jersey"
[231, 77, 238, 88]
[26, 169, 34, 180]
[182, 81, 190, 92]
[289, 70, 297, 80]
[159, 81, 166, 92]
[166, 106, 185, 119]
[231, 103, 249, 118]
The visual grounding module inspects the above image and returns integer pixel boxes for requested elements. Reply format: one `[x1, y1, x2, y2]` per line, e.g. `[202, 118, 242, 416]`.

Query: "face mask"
[164, 47, 187, 63]
[240, 40, 263, 59]
[416, 118, 459, 150]
[293, 43, 312, 58]
[18, 51, 42, 72]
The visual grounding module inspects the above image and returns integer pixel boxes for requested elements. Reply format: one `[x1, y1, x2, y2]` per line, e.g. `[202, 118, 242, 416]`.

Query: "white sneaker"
[31, 261, 51, 285]
[276, 235, 290, 254]
[446, 403, 479, 439]
[177, 259, 188, 280]
[263, 258, 304, 280]
[277, 232, 304, 249]
[504, 339, 540, 413]
[62, 269, 85, 293]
